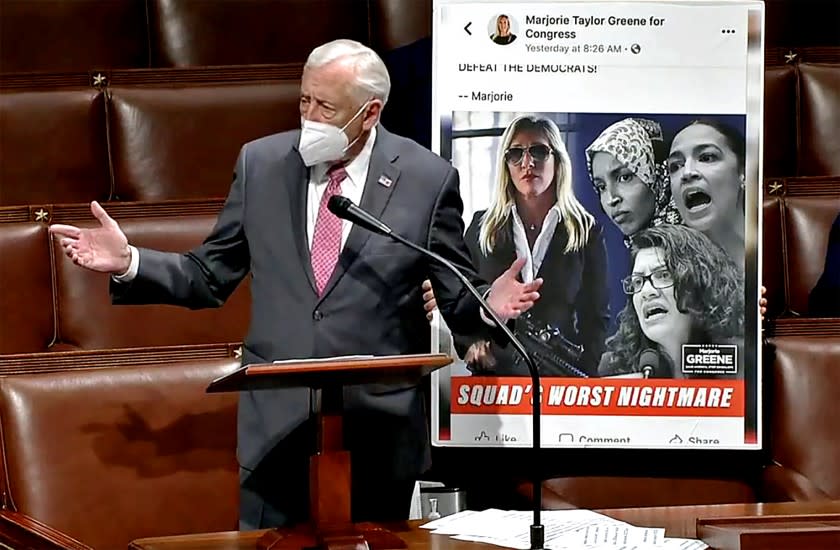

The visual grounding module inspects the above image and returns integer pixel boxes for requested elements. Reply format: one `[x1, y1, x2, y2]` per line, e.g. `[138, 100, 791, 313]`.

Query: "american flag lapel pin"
[377, 174, 393, 188]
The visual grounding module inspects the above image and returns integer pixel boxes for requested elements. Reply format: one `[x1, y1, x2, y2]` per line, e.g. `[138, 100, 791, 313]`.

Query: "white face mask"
[298, 100, 370, 167]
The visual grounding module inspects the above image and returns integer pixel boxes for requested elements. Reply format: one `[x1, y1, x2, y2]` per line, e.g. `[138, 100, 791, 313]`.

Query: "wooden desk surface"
[601, 500, 840, 539]
[128, 522, 484, 550]
[129, 500, 840, 550]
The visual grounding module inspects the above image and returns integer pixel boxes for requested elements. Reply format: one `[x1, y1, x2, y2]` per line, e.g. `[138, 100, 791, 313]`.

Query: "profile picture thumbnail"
[488, 14, 517, 45]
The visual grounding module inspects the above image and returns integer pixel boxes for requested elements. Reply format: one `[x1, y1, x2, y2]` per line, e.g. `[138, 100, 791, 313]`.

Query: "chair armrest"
[761, 463, 833, 502]
[0, 510, 91, 550]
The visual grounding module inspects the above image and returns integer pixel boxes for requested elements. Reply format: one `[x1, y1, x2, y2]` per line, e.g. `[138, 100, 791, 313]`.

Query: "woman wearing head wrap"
[586, 118, 681, 244]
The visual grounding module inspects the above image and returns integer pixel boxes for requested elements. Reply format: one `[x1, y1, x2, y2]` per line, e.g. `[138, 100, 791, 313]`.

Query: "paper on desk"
[657, 539, 709, 549]
[426, 508, 615, 540]
[427, 508, 654, 548]
[425, 508, 531, 536]
[453, 523, 666, 550]
[581, 522, 665, 546]
[565, 539, 706, 550]
[419, 509, 481, 530]
[423, 508, 705, 550]
[453, 534, 702, 550]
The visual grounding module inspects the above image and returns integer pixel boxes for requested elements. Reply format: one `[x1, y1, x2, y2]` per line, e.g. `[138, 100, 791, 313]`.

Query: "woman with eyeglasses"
[585, 118, 681, 244]
[449, 114, 609, 377]
[598, 224, 744, 378]
[667, 119, 746, 265]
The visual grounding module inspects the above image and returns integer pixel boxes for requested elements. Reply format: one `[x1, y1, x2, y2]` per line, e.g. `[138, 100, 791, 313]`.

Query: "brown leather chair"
[763, 193, 785, 319]
[108, 81, 301, 201]
[51, 204, 251, 350]
[0, 87, 111, 206]
[0, 0, 148, 73]
[147, 0, 369, 67]
[0, 200, 251, 355]
[0, 221, 55, 354]
[369, 0, 431, 52]
[799, 63, 840, 176]
[0, 357, 240, 549]
[763, 65, 798, 178]
[763, 325, 840, 500]
[781, 188, 840, 315]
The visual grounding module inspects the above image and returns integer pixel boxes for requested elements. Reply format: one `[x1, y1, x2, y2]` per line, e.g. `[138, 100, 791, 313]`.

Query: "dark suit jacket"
[455, 210, 610, 376]
[111, 126, 490, 486]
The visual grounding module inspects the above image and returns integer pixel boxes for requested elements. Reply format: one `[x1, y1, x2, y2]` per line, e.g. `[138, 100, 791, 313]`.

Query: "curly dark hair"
[600, 224, 744, 376]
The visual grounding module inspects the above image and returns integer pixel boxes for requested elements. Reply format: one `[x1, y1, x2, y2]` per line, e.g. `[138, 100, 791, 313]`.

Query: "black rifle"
[513, 312, 589, 378]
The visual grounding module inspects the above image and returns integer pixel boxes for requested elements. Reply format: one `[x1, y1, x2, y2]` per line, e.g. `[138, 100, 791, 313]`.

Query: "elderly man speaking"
[50, 39, 542, 529]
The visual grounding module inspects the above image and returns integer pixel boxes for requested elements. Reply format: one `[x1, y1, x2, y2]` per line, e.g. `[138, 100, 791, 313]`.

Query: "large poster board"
[430, 0, 764, 450]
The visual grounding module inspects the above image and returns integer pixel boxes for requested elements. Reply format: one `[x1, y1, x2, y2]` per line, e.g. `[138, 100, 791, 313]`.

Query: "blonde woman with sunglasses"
[451, 114, 610, 377]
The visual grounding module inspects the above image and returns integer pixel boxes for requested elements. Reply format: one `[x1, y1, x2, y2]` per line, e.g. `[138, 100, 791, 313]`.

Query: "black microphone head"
[639, 348, 660, 378]
[327, 195, 352, 218]
[326, 194, 392, 236]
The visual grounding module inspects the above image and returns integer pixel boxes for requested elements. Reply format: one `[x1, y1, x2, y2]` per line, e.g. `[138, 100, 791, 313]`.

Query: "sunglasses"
[504, 144, 553, 165]
[621, 268, 675, 295]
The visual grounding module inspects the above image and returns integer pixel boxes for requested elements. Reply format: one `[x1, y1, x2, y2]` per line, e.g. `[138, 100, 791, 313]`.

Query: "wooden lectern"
[207, 353, 453, 550]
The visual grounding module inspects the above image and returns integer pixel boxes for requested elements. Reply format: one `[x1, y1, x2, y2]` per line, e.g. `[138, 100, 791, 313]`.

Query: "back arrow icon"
[464, 22, 472, 35]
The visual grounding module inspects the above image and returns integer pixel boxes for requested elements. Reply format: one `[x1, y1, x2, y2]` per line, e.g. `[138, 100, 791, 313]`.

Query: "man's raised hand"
[760, 285, 767, 320]
[487, 257, 542, 322]
[422, 279, 437, 322]
[49, 201, 132, 274]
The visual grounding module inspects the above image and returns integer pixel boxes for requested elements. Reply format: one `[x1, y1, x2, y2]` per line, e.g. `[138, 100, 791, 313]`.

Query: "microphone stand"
[381, 231, 546, 550]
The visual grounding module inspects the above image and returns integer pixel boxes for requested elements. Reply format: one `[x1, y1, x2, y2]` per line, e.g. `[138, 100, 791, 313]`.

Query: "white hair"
[305, 39, 391, 105]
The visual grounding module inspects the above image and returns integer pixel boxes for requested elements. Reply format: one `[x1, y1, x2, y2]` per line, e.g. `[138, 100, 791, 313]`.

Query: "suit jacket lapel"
[489, 220, 518, 279]
[318, 127, 401, 301]
[536, 220, 569, 280]
[284, 146, 317, 293]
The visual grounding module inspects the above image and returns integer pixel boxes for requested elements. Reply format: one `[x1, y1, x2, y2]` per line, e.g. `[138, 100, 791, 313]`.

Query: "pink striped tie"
[310, 164, 347, 294]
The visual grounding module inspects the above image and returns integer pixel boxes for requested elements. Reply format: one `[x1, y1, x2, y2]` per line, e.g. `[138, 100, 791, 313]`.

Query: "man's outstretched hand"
[760, 285, 767, 320]
[422, 279, 437, 322]
[487, 257, 542, 322]
[49, 201, 132, 274]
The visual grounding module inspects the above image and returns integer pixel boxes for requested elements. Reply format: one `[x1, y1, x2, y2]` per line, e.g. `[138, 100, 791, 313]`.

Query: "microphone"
[328, 195, 546, 550]
[328, 195, 392, 237]
[639, 348, 660, 379]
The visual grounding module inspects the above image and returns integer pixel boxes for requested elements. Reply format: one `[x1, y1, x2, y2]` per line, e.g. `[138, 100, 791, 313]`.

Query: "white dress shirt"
[510, 203, 563, 282]
[306, 125, 376, 249]
[475, 204, 561, 326]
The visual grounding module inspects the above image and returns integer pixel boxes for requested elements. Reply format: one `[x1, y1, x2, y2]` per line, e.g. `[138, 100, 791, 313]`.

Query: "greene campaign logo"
[681, 344, 738, 376]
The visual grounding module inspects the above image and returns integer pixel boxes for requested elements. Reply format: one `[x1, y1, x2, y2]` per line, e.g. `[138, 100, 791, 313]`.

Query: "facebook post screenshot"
[429, 0, 765, 451]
